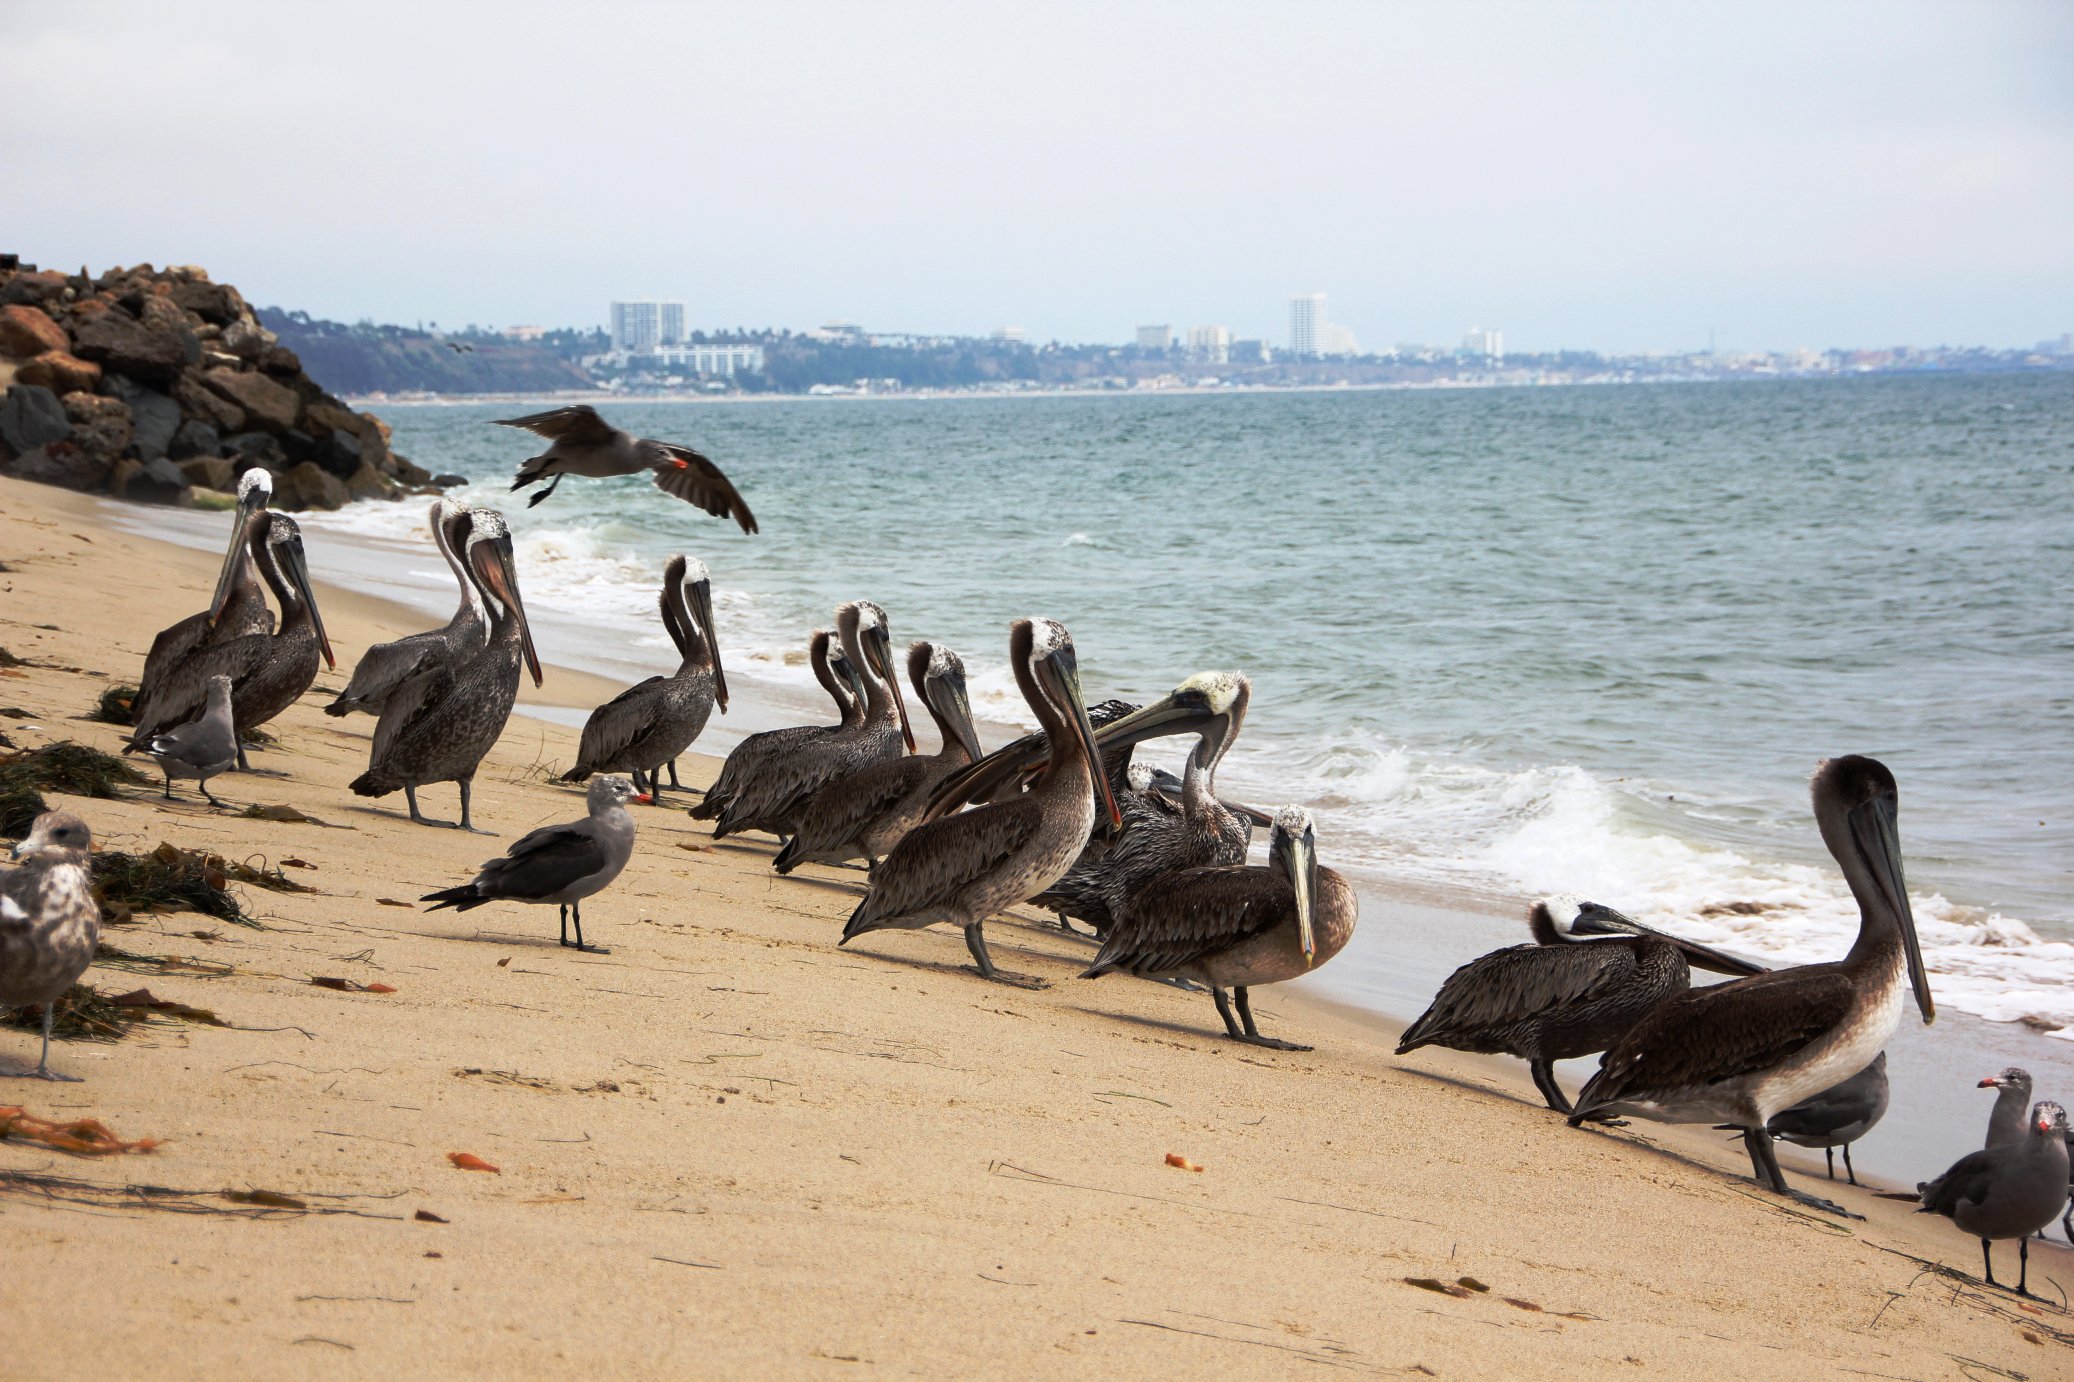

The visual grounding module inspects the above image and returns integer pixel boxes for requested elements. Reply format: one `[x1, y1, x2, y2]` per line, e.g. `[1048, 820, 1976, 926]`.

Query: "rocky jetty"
[0, 256, 438, 510]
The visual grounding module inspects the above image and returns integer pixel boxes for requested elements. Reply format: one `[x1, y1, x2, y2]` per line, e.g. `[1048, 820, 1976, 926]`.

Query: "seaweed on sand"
[0, 741, 148, 805]
[90, 842, 313, 928]
[90, 683, 139, 725]
[2, 982, 145, 1042]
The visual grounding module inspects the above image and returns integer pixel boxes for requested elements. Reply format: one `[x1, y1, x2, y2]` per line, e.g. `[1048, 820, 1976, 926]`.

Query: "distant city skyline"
[15, 3, 2068, 353]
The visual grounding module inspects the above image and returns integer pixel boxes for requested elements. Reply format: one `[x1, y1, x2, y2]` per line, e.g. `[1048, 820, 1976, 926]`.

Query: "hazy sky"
[11, 1, 2071, 352]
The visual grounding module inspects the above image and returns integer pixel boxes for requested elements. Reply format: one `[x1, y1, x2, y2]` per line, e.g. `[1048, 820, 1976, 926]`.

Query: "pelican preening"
[561, 555, 727, 806]
[494, 404, 758, 532]
[127, 508, 334, 769]
[350, 509, 542, 831]
[0, 812, 98, 1081]
[1084, 805, 1358, 1050]
[134, 468, 276, 718]
[774, 641, 982, 874]
[1396, 896, 1766, 1114]
[1765, 1052, 1889, 1186]
[689, 628, 863, 827]
[326, 500, 487, 718]
[1919, 1101, 2071, 1297]
[422, 776, 647, 953]
[1568, 756, 1936, 1215]
[842, 618, 1118, 988]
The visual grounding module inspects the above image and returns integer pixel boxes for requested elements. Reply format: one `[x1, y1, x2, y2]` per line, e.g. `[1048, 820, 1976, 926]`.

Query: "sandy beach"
[2, 474, 2069, 1379]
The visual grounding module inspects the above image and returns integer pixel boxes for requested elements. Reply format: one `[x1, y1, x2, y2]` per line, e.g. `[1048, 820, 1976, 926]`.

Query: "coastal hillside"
[0, 259, 438, 511]
[259, 308, 597, 396]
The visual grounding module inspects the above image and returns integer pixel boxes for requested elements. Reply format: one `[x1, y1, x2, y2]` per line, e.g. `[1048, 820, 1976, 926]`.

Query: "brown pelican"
[688, 628, 863, 824]
[560, 555, 726, 806]
[1397, 897, 1766, 1113]
[1765, 1052, 1890, 1186]
[842, 618, 1119, 988]
[1, 812, 98, 1081]
[773, 641, 983, 873]
[127, 510, 333, 770]
[350, 509, 542, 831]
[1979, 1067, 2034, 1148]
[422, 776, 647, 953]
[134, 468, 275, 720]
[706, 601, 912, 840]
[1082, 806, 1356, 1050]
[1919, 1101, 2071, 1297]
[136, 674, 238, 806]
[1568, 756, 1937, 1215]
[495, 405, 757, 531]
[325, 500, 486, 717]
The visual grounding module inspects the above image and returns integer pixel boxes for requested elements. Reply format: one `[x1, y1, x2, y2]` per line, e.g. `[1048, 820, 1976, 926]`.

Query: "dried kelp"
[0, 740, 148, 800]
[90, 683, 139, 725]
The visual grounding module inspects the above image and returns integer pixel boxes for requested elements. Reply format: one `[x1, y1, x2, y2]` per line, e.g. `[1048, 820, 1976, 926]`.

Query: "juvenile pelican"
[561, 555, 727, 806]
[1568, 756, 1937, 1215]
[1920, 1101, 2071, 1297]
[326, 501, 486, 717]
[774, 641, 982, 873]
[1083, 806, 1356, 1050]
[495, 405, 757, 531]
[707, 600, 912, 840]
[0, 812, 98, 1081]
[135, 468, 275, 720]
[350, 509, 541, 831]
[842, 618, 1119, 988]
[422, 776, 647, 953]
[127, 511, 333, 769]
[689, 629, 863, 824]
[1766, 1052, 1890, 1186]
[1397, 897, 1766, 1113]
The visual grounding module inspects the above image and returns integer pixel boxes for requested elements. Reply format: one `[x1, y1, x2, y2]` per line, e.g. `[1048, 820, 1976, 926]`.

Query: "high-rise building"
[660, 302, 686, 347]
[1186, 324, 1231, 363]
[1460, 327, 1503, 362]
[1136, 324, 1173, 351]
[1321, 324, 1360, 357]
[1288, 293, 1326, 356]
[610, 300, 688, 353]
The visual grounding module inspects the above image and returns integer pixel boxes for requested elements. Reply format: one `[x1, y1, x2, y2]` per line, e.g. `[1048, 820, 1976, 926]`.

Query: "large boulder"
[0, 270, 70, 309]
[273, 460, 350, 510]
[3, 440, 109, 492]
[321, 426, 362, 474]
[203, 367, 300, 433]
[103, 376, 182, 459]
[71, 308, 194, 386]
[14, 351, 101, 395]
[61, 391, 134, 462]
[222, 430, 287, 470]
[169, 418, 221, 459]
[344, 460, 399, 502]
[260, 345, 302, 376]
[176, 455, 235, 491]
[0, 304, 67, 357]
[167, 277, 246, 326]
[219, 319, 275, 361]
[110, 455, 193, 505]
[173, 368, 245, 432]
[0, 384, 72, 458]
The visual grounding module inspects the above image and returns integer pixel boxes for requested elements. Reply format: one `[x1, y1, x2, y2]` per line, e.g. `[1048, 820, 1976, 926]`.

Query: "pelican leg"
[404, 784, 459, 829]
[458, 779, 490, 834]
[235, 742, 251, 772]
[666, 760, 682, 789]
[1741, 1128, 1860, 1218]
[1, 1005, 82, 1083]
[1231, 987, 1312, 1052]
[1528, 1059, 1575, 1114]
[566, 900, 609, 954]
[963, 924, 1044, 989]
[1210, 986, 1245, 1039]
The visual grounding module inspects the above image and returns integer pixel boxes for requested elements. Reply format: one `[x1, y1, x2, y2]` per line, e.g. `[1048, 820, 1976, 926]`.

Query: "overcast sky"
[11, 1, 2071, 352]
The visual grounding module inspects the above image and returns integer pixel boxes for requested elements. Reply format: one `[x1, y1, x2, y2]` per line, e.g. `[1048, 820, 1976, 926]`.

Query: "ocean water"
[298, 377, 2074, 1040]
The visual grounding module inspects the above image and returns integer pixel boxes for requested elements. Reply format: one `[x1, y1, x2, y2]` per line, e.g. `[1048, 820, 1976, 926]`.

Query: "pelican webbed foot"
[1528, 1059, 1575, 1114]
[404, 786, 462, 829]
[1227, 987, 1309, 1051]
[964, 925, 1048, 989]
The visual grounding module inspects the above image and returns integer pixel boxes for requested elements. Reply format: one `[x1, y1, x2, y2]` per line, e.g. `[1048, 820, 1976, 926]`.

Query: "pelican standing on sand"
[773, 641, 983, 873]
[1765, 1052, 1890, 1186]
[1082, 805, 1357, 1050]
[560, 555, 727, 806]
[1568, 756, 1937, 1215]
[1396, 897, 1766, 1113]
[351, 509, 541, 831]
[706, 601, 912, 840]
[135, 469, 275, 718]
[494, 404, 758, 531]
[690, 629, 863, 824]
[0, 812, 99, 1081]
[1919, 1101, 2071, 1297]
[842, 618, 1120, 988]
[127, 510, 333, 770]
[135, 674, 239, 806]
[422, 776, 647, 953]
[325, 501, 486, 717]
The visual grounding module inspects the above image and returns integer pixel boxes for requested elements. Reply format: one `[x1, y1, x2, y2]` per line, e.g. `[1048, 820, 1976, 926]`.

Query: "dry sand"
[1, 473, 2068, 1379]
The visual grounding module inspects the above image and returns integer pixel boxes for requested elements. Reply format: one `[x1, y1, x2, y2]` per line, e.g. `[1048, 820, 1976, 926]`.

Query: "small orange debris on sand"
[1164, 1153, 1203, 1173]
[447, 1151, 500, 1173]
[0, 1105, 160, 1156]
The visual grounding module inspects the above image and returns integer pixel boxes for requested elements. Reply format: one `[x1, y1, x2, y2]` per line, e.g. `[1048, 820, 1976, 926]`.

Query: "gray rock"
[3, 440, 109, 492]
[61, 391, 134, 462]
[169, 418, 221, 459]
[0, 384, 73, 458]
[434, 473, 468, 487]
[173, 369, 245, 432]
[222, 430, 286, 468]
[111, 455, 193, 505]
[203, 367, 300, 433]
[71, 309, 193, 386]
[102, 377, 182, 460]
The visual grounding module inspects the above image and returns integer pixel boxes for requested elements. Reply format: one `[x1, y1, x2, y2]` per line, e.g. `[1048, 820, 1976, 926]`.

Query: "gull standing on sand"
[1082, 806, 1357, 1050]
[841, 618, 1119, 988]
[134, 469, 276, 719]
[560, 555, 727, 807]
[325, 500, 487, 717]
[1567, 756, 1937, 1217]
[135, 674, 239, 806]
[0, 812, 99, 1081]
[691, 629, 863, 821]
[127, 510, 333, 770]
[1919, 1100, 2071, 1297]
[1765, 1052, 1890, 1186]
[422, 776, 647, 953]
[1396, 897, 1765, 1114]
[351, 509, 541, 831]
[494, 404, 758, 532]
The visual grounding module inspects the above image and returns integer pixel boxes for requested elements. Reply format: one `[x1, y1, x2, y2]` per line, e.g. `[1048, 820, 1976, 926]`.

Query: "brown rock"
[173, 369, 245, 432]
[219, 319, 275, 361]
[14, 351, 101, 394]
[344, 460, 399, 502]
[388, 453, 434, 487]
[203, 367, 300, 433]
[303, 400, 358, 438]
[273, 460, 351, 510]
[167, 278, 246, 326]
[110, 455, 193, 505]
[0, 270, 70, 308]
[177, 455, 236, 491]
[260, 345, 302, 375]
[0, 304, 68, 357]
[61, 391, 133, 460]
[72, 308, 194, 386]
[3, 440, 110, 492]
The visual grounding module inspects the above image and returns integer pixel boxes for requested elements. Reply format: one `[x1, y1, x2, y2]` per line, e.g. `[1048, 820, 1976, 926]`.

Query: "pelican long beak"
[687, 577, 726, 712]
[1569, 902, 1768, 978]
[481, 537, 543, 687]
[1048, 645, 1120, 830]
[933, 671, 985, 764]
[1854, 790, 1934, 1024]
[872, 626, 915, 752]
[279, 535, 334, 669]
[206, 486, 266, 627]
[1091, 692, 1227, 758]
[1289, 827, 1318, 965]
